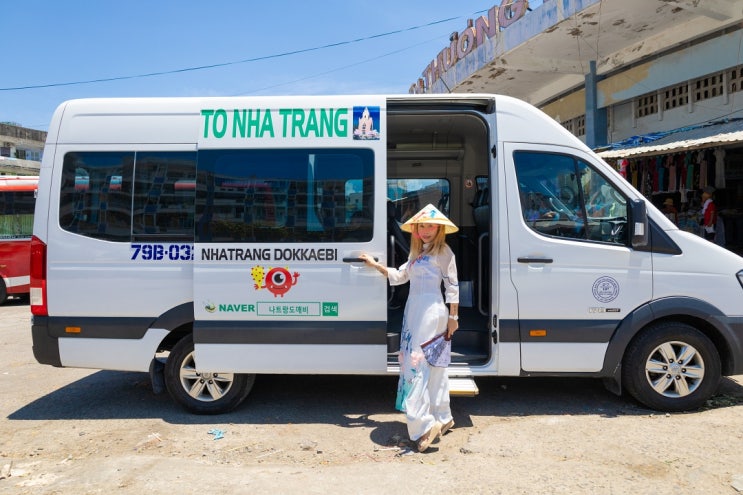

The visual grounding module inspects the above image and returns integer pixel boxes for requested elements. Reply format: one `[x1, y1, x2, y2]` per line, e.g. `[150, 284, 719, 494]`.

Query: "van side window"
[60, 151, 197, 242]
[387, 178, 450, 222]
[60, 152, 135, 242]
[196, 149, 374, 243]
[514, 151, 628, 246]
[132, 152, 196, 242]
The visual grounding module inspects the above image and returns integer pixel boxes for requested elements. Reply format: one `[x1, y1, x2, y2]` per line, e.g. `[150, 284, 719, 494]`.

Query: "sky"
[1, 0, 532, 131]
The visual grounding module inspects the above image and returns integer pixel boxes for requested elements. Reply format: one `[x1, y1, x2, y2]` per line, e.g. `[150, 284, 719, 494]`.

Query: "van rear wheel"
[623, 322, 721, 412]
[164, 335, 255, 414]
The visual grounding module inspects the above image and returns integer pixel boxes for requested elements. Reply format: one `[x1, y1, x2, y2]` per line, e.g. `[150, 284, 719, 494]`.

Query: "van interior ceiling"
[386, 110, 492, 366]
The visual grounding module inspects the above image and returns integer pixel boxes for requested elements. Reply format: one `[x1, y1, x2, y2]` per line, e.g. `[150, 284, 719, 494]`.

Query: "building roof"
[425, 0, 743, 108]
[596, 119, 743, 159]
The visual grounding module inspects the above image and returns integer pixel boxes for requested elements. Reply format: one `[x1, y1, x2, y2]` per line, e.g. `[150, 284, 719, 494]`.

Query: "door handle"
[517, 257, 553, 264]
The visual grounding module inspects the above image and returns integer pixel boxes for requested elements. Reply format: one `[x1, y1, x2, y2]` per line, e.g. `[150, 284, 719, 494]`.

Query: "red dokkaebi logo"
[251, 266, 300, 297]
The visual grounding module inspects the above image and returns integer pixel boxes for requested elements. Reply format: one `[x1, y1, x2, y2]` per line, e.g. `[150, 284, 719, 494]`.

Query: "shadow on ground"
[8, 370, 743, 428]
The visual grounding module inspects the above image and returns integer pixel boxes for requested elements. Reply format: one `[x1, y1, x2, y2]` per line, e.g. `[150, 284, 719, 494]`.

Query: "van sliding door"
[191, 97, 388, 373]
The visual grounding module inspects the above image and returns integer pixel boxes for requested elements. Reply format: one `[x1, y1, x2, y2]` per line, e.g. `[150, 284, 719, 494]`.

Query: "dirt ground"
[1, 301, 743, 495]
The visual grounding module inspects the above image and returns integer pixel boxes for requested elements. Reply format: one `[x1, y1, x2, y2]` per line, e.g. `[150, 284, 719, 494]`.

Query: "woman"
[359, 204, 459, 452]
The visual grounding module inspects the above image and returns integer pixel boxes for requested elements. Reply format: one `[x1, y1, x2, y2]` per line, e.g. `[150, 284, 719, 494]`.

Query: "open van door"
[191, 96, 389, 374]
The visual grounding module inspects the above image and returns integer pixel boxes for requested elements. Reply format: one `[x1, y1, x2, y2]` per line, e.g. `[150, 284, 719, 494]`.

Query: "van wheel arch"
[621, 321, 721, 411]
[604, 298, 736, 384]
[164, 334, 255, 414]
[157, 323, 193, 353]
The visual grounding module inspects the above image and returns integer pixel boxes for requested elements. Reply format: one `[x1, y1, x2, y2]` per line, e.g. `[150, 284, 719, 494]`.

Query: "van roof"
[45, 94, 590, 154]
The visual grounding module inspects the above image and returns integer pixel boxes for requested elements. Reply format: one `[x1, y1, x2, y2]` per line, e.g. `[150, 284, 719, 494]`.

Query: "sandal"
[441, 419, 455, 436]
[416, 422, 442, 452]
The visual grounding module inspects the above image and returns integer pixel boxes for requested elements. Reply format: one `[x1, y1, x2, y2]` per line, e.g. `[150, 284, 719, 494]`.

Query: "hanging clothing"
[656, 156, 665, 192]
[679, 152, 690, 189]
[667, 155, 677, 192]
[698, 151, 708, 189]
[687, 151, 696, 190]
[387, 244, 459, 441]
[641, 158, 653, 195]
[630, 161, 639, 188]
[652, 157, 661, 192]
[706, 149, 716, 189]
[714, 147, 726, 189]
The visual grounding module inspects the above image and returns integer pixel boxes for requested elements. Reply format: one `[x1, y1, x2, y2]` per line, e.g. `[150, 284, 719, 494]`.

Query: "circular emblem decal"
[592, 276, 619, 303]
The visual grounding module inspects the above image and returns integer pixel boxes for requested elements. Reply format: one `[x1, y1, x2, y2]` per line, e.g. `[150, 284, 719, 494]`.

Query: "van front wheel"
[623, 322, 721, 412]
[164, 335, 255, 414]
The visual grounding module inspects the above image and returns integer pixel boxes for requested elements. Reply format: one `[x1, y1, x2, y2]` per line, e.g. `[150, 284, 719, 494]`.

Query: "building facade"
[0, 123, 45, 175]
[414, 0, 743, 253]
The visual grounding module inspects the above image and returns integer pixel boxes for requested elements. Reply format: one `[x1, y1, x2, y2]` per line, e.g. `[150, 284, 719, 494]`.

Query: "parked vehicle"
[0, 175, 37, 303]
[31, 95, 743, 414]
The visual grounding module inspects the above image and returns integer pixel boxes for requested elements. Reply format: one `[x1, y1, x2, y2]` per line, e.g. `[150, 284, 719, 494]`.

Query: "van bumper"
[31, 316, 62, 367]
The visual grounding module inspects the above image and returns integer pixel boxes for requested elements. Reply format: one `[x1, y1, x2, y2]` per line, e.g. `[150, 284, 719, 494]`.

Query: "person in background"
[662, 198, 678, 225]
[359, 204, 459, 453]
[524, 194, 558, 222]
[701, 186, 717, 241]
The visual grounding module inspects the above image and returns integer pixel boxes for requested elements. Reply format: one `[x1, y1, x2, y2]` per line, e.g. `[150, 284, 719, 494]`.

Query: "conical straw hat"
[401, 203, 458, 234]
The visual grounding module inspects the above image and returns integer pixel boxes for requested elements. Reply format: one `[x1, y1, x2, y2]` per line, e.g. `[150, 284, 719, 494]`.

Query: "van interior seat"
[471, 186, 490, 317]
[473, 186, 489, 235]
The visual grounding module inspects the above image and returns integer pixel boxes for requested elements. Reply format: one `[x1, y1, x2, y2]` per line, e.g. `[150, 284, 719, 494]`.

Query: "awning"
[597, 119, 743, 159]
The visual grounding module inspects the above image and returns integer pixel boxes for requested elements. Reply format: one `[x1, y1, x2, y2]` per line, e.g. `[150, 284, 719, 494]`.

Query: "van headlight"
[738, 270, 743, 289]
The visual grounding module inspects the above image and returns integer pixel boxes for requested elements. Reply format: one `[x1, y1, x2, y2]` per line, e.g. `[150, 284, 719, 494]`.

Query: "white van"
[31, 95, 743, 414]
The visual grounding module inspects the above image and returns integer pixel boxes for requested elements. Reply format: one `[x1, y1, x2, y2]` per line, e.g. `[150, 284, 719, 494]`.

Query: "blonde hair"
[409, 223, 448, 260]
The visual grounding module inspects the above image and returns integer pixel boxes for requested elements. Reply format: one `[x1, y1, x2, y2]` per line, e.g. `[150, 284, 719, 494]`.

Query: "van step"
[449, 377, 479, 397]
[386, 352, 489, 366]
[451, 350, 489, 363]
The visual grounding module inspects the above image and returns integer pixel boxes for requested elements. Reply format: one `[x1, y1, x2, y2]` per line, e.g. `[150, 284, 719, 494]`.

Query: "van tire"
[622, 322, 721, 412]
[164, 335, 255, 414]
[0, 279, 6, 305]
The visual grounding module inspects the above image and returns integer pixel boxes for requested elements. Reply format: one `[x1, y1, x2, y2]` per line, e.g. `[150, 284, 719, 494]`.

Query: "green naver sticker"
[322, 302, 339, 317]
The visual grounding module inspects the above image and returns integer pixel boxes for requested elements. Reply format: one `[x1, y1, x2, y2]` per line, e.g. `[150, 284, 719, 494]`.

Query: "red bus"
[0, 176, 38, 303]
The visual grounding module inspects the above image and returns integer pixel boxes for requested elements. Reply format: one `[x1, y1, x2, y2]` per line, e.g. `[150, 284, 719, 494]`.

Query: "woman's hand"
[358, 253, 375, 266]
[446, 317, 458, 340]
[359, 253, 388, 277]
[446, 303, 459, 340]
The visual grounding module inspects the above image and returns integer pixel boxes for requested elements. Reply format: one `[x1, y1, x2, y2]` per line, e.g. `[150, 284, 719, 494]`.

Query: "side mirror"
[630, 199, 649, 248]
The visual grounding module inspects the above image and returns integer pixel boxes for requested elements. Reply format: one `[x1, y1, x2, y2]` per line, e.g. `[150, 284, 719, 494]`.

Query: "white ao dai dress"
[386, 243, 459, 441]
